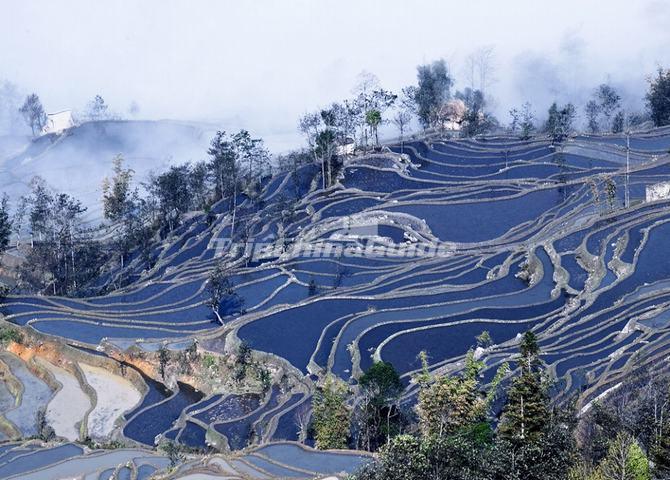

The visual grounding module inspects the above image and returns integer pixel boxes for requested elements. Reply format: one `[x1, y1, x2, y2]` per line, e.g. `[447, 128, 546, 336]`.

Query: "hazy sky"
[2, 0, 669, 150]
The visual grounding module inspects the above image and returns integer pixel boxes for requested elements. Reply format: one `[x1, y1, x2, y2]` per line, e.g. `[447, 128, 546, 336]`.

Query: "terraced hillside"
[2, 127, 670, 473]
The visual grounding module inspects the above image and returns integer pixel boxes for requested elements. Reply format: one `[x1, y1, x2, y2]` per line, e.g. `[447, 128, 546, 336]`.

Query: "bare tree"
[299, 112, 324, 188]
[391, 109, 412, 153]
[464, 46, 497, 96]
[294, 402, 312, 441]
[352, 71, 382, 149]
[352, 71, 382, 100]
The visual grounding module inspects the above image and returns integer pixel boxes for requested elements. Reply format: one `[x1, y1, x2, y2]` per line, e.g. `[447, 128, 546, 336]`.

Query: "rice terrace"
[0, 1, 670, 479]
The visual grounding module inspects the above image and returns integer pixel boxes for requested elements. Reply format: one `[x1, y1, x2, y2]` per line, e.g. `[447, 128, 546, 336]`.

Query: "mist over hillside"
[0, 120, 217, 219]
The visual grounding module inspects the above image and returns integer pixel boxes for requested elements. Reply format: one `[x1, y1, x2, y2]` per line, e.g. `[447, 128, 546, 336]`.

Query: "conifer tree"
[498, 331, 550, 444]
[0, 194, 11, 257]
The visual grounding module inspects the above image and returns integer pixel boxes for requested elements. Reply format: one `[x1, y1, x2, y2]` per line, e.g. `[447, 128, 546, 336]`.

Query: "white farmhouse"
[438, 99, 466, 131]
[41, 110, 74, 135]
[646, 181, 670, 202]
[336, 137, 356, 156]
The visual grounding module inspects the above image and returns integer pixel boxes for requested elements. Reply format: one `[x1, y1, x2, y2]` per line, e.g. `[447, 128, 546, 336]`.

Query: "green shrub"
[0, 327, 22, 345]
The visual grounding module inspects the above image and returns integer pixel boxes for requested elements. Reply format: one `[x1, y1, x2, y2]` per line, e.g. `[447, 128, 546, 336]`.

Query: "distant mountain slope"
[0, 120, 217, 219]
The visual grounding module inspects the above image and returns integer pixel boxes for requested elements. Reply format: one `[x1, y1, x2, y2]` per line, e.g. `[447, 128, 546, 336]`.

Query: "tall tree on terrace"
[147, 164, 192, 232]
[350, 73, 396, 151]
[233, 129, 256, 183]
[233, 129, 269, 195]
[207, 131, 240, 235]
[102, 155, 134, 223]
[208, 130, 238, 201]
[27, 176, 52, 244]
[365, 89, 396, 149]
[365, 109, 382, 148]
[391, 108, 412, 153]
[612, 110, 626, 133]
[456, 88, 497, 137]
[299, 107, 341, 188]
[206, 262, 240, 324]
[315, 127, 337, 188]
[519, 102, 536, 139]
[586, 84, 622, 133]
[19, 93, 47, 136]
[646, 68, 670, 127]
[299, 112, 325, 189]
[412, 59, 453, 130]
[509, 107, 521, 133]
[352, 71, 381, 149]
[102, 155, 139, 268]
[11, 196, 27, 248]
[0, 194, 11, 257]
[354, 361, 404, 451]
[493, 331, 578, 480]
[498, 331, 550, 444]
[464, 45, 496, 97]
[597, 84, 621, 130]
[585, 99, 601, 134]
[188, 161, 209, 211]
[545, 102, 576, 143]
[330, 100, 359, 149]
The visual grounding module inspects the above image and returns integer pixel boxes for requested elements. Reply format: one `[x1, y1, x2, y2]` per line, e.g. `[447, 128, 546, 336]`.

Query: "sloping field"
[37, 358, 91, 441]
[0, 352, 53, 437]
[80, 363, 141, 439]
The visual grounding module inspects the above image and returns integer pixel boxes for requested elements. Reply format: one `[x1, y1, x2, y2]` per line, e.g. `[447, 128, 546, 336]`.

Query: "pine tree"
[498, 331, 550, 444]
[102, 155, 135, 223]
[0, 194, 11, 256]
[646, 68, 670, 127]
[519, 102, 536, 140]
